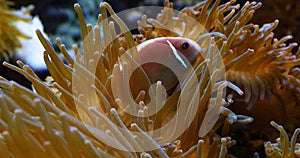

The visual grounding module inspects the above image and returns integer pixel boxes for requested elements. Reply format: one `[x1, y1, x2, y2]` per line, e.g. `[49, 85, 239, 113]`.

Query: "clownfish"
[133, 37, 202, 95]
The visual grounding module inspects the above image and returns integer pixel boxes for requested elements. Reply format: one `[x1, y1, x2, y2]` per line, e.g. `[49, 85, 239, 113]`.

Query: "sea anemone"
[264, 121, 300, 158]
[0, 0, 299, 157]
[137, 0, 300, 136]
[251, 0, 300, 44]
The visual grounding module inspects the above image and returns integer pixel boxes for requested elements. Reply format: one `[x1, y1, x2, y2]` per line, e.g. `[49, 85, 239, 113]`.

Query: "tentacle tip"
[100, 2, 107, 8]
[23, 65, 31, 69]
[248, 48, 254, 53]
[110, 108, 117, 113]
[87, 106, 94, 111]
[131, 123, 138, 128]
[70, 127, 78, 132]
[16, 60, 23, 64]
[221, 138, 227, 143]
[198, 139, 204, 144]
[59, 112, 67, 118]
[33, 98, 41, 102]
[270, 121, 278, 127]
[2, 61, 8, 66]
[14, 108, 23, 114]
[56, 37, 61, 41]
[74, 3, 80, 9]
[35, 29, 41, 34]
[84, 139, 91, 144]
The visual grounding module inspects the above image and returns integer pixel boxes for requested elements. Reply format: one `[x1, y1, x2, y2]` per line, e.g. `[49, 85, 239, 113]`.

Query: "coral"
[0, 0, 299, 157]
[14, 15, 49, 70]
[0, 0, 31, 61]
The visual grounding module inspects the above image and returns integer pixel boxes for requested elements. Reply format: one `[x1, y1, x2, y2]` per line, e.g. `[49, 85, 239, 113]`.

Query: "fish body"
[136, 37, 202, 93]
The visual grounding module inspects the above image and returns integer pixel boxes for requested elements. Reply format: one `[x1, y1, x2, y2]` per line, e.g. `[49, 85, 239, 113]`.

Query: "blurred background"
[10, 0, 300, 48]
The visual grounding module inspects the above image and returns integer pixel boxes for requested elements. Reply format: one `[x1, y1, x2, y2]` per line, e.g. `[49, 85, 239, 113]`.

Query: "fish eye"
[181, 42, 189, 49]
